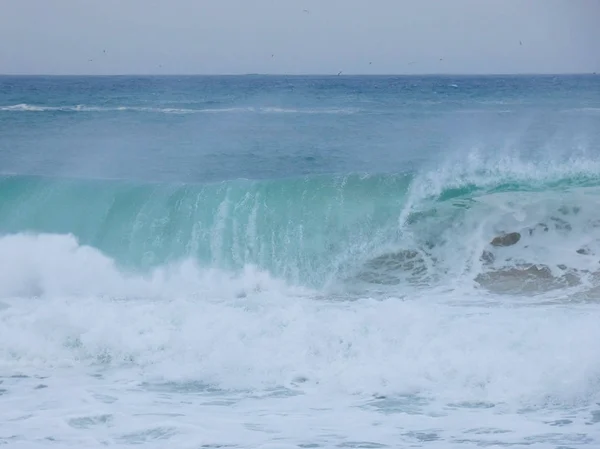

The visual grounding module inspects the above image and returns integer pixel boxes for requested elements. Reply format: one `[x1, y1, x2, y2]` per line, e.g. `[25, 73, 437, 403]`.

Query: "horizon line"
[0, 71, 597, 77]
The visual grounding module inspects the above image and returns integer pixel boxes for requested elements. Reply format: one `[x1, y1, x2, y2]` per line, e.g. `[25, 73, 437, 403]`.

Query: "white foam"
[0, 233, 597, 399]
[0, 232, 599, 446]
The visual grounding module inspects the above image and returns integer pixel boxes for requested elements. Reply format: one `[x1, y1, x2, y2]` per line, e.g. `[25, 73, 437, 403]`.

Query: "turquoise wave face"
[0, 174, 413, 286]
[3, 171, 600, 291]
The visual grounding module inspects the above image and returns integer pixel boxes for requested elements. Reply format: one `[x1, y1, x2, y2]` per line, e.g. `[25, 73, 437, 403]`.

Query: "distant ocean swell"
[5, 103, 600, 117]
[0, 104, 360, 114]
[3, 160, 600, 298]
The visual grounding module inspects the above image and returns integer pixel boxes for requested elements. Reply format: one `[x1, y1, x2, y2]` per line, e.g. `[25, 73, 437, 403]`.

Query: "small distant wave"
[0, 104, 54, 112]
[452, 109, 514, 114]
[561, 107, 600, 114]
[257, 107, 357, 114]
[0, 104, 359, 115]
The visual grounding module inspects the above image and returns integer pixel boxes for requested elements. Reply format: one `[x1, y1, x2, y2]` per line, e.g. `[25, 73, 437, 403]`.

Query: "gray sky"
[1, 0, 598, 75]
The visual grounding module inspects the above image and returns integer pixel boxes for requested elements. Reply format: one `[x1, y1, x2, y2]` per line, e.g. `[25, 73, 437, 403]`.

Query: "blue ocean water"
[1, 75, 600, 448]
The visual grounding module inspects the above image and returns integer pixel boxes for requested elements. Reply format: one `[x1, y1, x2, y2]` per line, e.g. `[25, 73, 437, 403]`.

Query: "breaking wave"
[2, 154, 600, 299]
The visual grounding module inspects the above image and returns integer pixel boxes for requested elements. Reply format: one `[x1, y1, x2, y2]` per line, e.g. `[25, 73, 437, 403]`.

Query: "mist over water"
[1, 75, 600, 448]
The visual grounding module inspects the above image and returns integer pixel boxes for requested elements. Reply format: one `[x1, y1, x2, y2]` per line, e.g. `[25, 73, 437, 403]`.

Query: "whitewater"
[1, 75, 600, 448]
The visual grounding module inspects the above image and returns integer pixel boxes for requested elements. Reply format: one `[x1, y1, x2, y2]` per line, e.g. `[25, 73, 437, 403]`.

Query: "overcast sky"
[1, 0, 598, 75]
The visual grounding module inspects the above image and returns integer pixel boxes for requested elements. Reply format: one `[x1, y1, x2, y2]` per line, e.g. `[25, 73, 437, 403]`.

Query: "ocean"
[1, 74, 600, 448]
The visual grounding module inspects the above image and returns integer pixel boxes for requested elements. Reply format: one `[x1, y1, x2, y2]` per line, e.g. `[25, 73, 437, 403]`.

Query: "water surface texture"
[1, 75, 600, 448]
